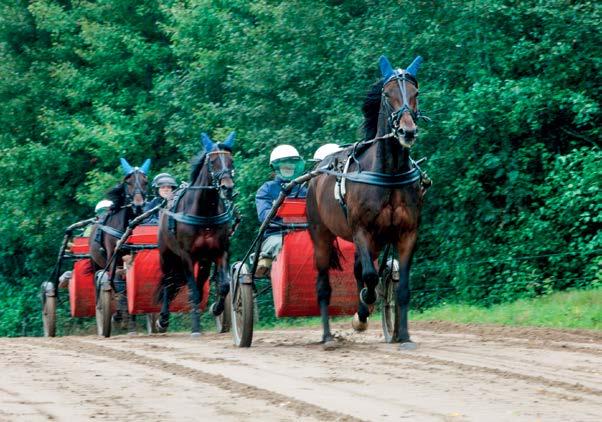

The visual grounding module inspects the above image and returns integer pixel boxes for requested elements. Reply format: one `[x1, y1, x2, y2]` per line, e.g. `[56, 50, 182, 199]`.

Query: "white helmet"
[313, 143, 342, 161]
[269, 145, 300, 164]
[94, 199, 113, 214]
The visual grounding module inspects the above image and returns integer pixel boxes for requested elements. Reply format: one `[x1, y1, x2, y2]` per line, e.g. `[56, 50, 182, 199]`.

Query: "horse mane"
[106, 183, 125, 209]
[189, 152, 207, 183]
[361, 79, 384, 141]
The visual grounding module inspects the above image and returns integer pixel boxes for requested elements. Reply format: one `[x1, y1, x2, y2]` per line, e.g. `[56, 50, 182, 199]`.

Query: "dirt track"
[1, 321, 601, 421]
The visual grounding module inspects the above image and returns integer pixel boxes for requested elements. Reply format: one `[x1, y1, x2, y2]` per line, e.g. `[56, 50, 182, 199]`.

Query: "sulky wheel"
[42, 295, 57, 338]
[146, 314, 159, 334]
[214, 293, 231, 333]
[96, 288, 113, 338]
[230, 262, 254, 347]
[380, 267, 400, 343]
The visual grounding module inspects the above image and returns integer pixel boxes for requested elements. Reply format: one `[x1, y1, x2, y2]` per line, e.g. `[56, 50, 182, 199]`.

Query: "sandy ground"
[1, 321, 601, 421]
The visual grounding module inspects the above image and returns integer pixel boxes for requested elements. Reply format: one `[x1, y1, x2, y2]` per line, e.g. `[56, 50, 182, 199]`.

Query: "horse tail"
[329, 238, 344, 271]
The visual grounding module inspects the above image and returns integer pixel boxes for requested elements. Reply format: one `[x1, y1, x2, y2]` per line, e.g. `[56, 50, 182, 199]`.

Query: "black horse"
[306, 56, 426, 349]
[89, 158, 150, 333]
[156, 132, 236, 335]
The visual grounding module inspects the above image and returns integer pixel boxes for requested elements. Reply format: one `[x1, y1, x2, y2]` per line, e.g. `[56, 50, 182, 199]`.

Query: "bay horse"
[306, 56, 426, 349]
[89, 158, 150, 329]
[156, 132, 236, 336]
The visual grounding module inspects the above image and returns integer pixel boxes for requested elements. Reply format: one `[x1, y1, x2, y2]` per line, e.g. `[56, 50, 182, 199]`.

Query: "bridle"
[123, 169, 147, 206]
[381, 71, 428, 147]
[187, 150, 235, 192]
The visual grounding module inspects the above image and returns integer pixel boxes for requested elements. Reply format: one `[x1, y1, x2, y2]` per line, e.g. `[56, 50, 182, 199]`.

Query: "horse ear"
[120, 158, 133, 175]
[379, 55, 395, 81]
[200, 132, 215, 151]
[223, 131, 236, 148]
[406, 56, 423, 77]
[139, 158, 151, 174]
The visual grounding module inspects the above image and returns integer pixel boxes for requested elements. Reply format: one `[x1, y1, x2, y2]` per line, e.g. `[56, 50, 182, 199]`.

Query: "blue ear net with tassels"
[379, 55, 423, 81]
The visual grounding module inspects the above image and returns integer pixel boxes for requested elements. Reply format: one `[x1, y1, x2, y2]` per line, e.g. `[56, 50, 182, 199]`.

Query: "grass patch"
[410, 289, 601, 330]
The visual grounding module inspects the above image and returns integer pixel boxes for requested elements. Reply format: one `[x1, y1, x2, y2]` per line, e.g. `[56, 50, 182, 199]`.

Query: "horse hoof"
[351, 313, 368, 332]
[191, 332, 201, 338]
[399, 341, 417, 351]
[322, 335, 337, 351]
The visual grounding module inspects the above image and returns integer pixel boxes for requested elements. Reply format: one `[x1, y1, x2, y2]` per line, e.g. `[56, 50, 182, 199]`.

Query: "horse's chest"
[190, 231, 221, 251]
[375, 193, 419, 229]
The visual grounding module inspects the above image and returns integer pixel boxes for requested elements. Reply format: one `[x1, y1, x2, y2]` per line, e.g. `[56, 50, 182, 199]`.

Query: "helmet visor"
[273, 158, 305, 180]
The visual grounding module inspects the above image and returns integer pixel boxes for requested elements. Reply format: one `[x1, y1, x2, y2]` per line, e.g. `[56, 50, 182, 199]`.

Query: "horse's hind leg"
[397, 232, 417, 350]
[211, 252, 230, 316]
[312, 230, 335, 348]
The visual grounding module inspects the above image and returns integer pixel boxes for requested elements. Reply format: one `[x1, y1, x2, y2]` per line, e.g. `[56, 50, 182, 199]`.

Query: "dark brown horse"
[306, 56, 425, 349]
[89, 159, 149, 334]
[156, 132, 236, 336]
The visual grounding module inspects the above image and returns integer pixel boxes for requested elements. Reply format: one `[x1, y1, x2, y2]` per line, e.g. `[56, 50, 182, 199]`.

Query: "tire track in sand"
[27, 338, 363, 422]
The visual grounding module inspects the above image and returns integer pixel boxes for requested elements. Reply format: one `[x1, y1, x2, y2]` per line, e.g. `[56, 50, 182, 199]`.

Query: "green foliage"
[0, 0, 599, 335]
[411, 288, 602, 330]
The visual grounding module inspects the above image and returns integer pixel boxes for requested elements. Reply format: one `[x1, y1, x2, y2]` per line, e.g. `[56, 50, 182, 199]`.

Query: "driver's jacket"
[255, 176, 307, 237]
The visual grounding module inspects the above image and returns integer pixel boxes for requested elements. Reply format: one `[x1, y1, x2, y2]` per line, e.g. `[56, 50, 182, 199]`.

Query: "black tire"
[215, 293, 231, 333]
[380, 272, 400, 343]
[146, 314, 159, 334]
[42, 296, 57, 338]
[96, 288, 112, 338]
[230, 263, 254, 347]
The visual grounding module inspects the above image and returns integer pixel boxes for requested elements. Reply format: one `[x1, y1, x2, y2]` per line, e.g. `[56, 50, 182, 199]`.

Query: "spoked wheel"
[146, 314, 159, 334]
[96, 288, 113, 338]
[380, 270, 400, 343]
[230, 263, 254, 347]
[215, 293, 231, 333]
[42, 295, 57, 338]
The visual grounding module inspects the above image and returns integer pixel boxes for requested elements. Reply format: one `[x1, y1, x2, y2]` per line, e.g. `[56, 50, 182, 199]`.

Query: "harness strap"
[98, 224, 125, 239]
[163, 207, 233, 227]
[322, 167, 422, 188]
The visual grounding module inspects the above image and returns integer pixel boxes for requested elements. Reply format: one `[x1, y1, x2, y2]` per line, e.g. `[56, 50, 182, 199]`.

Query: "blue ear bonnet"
[120, 157, 151, 176]
[201, 132, 215, 152]
[201, 131, 236, 152]
[379, 55, 423, 83]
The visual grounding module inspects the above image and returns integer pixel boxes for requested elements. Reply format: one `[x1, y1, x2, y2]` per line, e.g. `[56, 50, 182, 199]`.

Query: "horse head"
[378, 55, 423, 148]
[119, 157, 150, 210]
[200, 132, 236, 201]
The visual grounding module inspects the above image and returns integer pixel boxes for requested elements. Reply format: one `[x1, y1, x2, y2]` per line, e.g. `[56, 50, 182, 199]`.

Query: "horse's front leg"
[354, 229, 379, 307]
[210, 252, 230, 316]
[157, 274, 178, 332]
[397, 232, 417, 350]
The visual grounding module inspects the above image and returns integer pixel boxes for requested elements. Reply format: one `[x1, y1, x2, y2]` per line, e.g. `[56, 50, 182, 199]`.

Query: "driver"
[255, 145, 306, 276]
